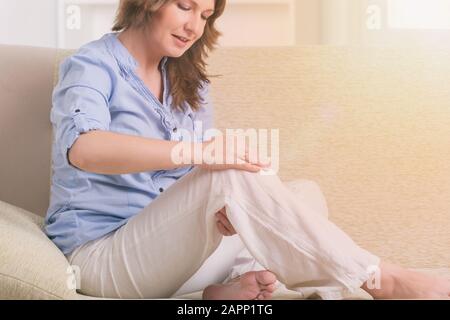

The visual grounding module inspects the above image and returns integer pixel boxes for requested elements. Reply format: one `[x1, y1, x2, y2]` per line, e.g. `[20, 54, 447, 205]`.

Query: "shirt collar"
[160, 56, 168, 71]
[105, 32, 168, 72]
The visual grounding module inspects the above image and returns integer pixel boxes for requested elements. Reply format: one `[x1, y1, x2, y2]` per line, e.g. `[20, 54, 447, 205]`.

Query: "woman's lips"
[173, 35, 189, 42]
[173, 35, 189, 48]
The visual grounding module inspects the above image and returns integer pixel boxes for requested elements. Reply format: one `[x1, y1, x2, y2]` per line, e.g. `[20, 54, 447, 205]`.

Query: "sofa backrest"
[0, 45, 57, 217]
[206, 46, 450, 268]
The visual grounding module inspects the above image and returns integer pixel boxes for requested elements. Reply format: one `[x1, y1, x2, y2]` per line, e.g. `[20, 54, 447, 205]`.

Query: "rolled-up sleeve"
[51, 53, 113, 167]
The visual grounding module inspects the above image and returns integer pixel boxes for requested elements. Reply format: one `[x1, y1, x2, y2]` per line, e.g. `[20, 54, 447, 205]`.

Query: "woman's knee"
[284, 179, 329, 218]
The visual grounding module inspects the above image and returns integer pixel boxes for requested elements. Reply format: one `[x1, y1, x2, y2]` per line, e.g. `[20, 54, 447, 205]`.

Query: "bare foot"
[362, 261, 450, 299]
[203, 270, 278, 300]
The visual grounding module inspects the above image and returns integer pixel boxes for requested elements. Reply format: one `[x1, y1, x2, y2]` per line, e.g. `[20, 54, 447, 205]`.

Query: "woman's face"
[147, 0, 216, 58]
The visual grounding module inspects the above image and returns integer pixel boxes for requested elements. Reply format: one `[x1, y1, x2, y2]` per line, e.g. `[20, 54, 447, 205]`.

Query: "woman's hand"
[198, 134, 271, 173]
[215, 206, 236, 236]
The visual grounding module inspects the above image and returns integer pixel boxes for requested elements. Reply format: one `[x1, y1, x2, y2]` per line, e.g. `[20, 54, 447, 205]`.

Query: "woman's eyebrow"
[187, 0, 215, 13]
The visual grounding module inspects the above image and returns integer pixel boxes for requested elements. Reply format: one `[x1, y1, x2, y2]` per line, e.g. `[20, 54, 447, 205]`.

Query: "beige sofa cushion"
[0, 200, 78, 299]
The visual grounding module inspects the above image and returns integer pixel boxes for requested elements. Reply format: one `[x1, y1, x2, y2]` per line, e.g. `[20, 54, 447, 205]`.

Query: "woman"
[45, 0, 450, 299]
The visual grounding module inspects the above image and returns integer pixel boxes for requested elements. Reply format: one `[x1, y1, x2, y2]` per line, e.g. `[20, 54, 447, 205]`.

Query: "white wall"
[217, 0, 296, 46]
[0, 0, 397, 48]
[0, 0, 58, 48]
[0, 0, 300, 48]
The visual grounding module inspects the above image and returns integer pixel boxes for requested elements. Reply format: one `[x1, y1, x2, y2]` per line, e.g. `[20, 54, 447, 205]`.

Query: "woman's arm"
[69, 130, 270, 175]
[68, 130, 197, 175]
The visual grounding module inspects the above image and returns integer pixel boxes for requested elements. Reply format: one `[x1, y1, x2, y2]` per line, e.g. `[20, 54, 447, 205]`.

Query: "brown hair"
[112, 0, 226, 112]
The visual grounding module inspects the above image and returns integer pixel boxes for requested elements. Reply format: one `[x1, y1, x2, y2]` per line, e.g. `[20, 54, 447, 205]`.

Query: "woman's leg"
[214, 179, 339, 299]
[67, 166, 379, 298]
[67, 166, 231, 298]
[171, 235, 245, 297]
[172, 179, 330, 298]
[202, 172, 450, 299]
[67, 166, 386, 299]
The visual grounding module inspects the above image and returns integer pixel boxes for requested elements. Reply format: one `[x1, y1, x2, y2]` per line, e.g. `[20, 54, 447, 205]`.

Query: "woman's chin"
[166, 45, 191, 58]
[171, 50, 188, 58]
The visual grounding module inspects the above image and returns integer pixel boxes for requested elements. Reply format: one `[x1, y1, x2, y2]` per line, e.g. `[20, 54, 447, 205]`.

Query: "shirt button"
[173, 127, 178, 133]
[75, 109, 80, 113]
[159, 187, 164, 193]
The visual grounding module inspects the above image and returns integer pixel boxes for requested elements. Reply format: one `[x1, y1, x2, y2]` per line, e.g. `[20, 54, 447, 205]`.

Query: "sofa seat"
[1, 190, 449, 300]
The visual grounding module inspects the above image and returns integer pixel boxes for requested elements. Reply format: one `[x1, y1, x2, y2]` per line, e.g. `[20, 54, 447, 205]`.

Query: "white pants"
[67, 167, 380, 299]
[172, 179, 332, 298]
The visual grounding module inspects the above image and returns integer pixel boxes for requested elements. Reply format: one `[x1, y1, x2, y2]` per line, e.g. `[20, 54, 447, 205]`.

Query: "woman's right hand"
[197, 134, 271, 172]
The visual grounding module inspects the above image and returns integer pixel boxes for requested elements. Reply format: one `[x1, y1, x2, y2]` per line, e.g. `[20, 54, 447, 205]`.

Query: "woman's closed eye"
[177, 2, 190, 11]
[177, 2, 210, 20]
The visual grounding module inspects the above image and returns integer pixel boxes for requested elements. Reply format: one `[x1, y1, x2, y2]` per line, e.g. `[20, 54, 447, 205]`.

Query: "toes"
[254, 290, 273, 300]
[253, 291, 269, 300]
[260, 283, 277, 292]
[253, 292, 262, 300]
[261, 290, 273, 299]
[255, 271, 277, 286]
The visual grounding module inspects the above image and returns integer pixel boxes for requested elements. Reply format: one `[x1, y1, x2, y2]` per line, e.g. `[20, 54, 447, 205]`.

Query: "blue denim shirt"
[45, 33, 214, 255]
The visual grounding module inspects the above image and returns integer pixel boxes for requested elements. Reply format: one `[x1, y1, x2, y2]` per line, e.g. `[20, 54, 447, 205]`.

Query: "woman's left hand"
[215, 207, 236, 236]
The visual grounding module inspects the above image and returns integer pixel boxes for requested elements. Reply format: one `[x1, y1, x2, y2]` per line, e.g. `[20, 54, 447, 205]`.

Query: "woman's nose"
[185, 15, 203, 38]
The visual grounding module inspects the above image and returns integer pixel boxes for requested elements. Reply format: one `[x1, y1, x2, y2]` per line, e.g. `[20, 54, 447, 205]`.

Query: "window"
[388, 0, 450, 30]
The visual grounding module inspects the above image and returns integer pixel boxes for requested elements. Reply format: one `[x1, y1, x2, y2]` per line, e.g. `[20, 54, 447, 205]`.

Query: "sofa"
[1, 44, 449, 300]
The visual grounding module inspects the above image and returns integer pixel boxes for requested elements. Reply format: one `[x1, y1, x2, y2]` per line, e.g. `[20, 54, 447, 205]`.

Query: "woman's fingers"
[234, 161, 262, 173]
[215, 210, 236, 235]
[235, 151, 271, 172]
[201, 133, 272, 173]
[243, 142, 272, 168]
[216, 212, 230, 230]
[216, 220, 232, 236]
[257, 158, 272, 168]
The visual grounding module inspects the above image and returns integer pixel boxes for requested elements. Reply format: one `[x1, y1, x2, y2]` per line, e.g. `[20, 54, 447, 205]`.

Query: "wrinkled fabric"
[67, 167, 380, 299]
